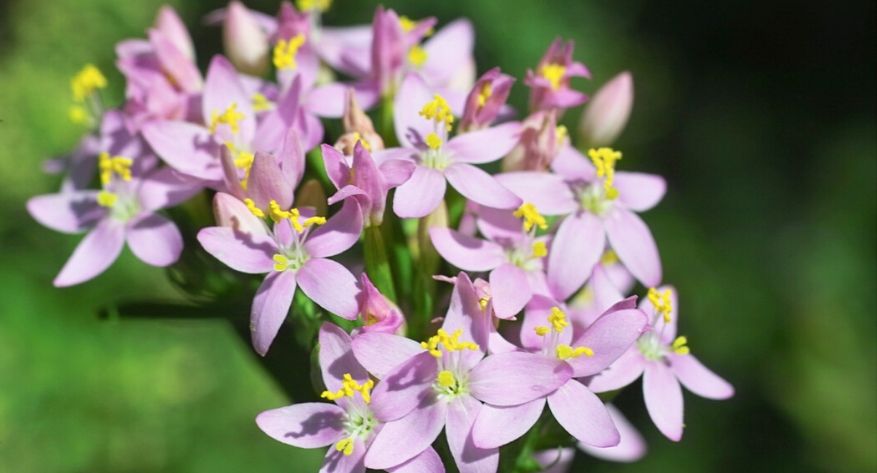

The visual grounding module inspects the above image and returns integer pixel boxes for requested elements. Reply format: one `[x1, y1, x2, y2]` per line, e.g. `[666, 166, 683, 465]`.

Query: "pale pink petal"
[533, 447, 574, 473]
[446, 395, 499, 473]
[604, 208, 662, 287]
[469, 352, 572, 406]
[393, 166, 446, 218]
[368, 351, 438, 422]
[589, 265, 626, 316]
[520, 296, 572, 350]
[386, 447, 444, 473]
[445, 163, 521, 210]
[305, 200, 363, 258]
[642, 284, 678, 343]
[614, 172, 666, 212]
[669, 354, 734, 400]
[551, 146, 596, 181]
[53, 220, 125, 287]
[364, 401, 447, 470]
[126, 214, 183, 267]
[393, 74, 434, 148]
[318, 323, 370, 393]
[379, 158, 417, 188]
[142, 121, 222, 181]
[137, 167, 202, 212]
[320, 436, 366, 473]
[321, 144, 351, 190]
[578, 404, 647, 463]
[643, 361, 684, 441]
[547, 380, 619, 447]
[255, 402, 345, 448]
[494, 172, 578, 215]
[297, 258, 359, 319]
[568, 308, 648, 377]
[422, 19, 474, 85]
[27, 192, 102, 234]
[429, 228, 505, 272]
[446, 122, 521, 164]
[247, 151, 294, 210]
[587, 348, 645, 393]
[252, 77, 301, 153]
[471, 398, 544, 449]
[351, 332, 425, 379]
[202, 55, 254, 141]
[489, 263, 532, 318]
[250, 270, 297, 356]
[441, 272, 489, 354]
[196, 227, 275, 273]
[548, 213, 605, 300]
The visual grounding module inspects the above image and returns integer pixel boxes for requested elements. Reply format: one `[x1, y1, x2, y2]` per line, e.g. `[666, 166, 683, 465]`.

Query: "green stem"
[363, 224, 397, 301]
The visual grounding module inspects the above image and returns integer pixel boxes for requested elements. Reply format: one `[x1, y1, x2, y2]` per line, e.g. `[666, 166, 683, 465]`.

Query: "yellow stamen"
[352, 132, 371, 151]
[600, 250, 619, 266]
[273, 34, 306, 70]
[555, 125, 568, 143]
[513, 203, 548, 232]
[672, 336, 690, 355]
[296, 0, 332, 13]
[647, 287, 673, 324]
[251, 92, 273, 112]
[588, 147, 622, 200]
[334, 437, 355, 456]
[244, 198, 265, 218]
[209, 103, 245, 134]
[540, 63, 566, 90]
[408, 45, 428, 68]
[419, 328, 480, 358]
[419, 94, 454, 131]
[98, 152, 133, 186]
[71, 64, 107, 102]
[477, 82, 493, 108]
[478, 296, 490, 311]
[273, 254, 290, 272]
[97, 190, 117, 208]
[556, 344, 595, 360]
[425, 132, 442, 150]
[534, 326, 550, 336]
[320, 373, 375, 404]
[531, 241, 548, 258]
[548, 307, 569, 333]
[437, 370, 456, 388]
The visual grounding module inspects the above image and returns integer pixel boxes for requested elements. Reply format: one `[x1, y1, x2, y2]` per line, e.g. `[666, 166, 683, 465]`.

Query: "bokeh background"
[0, 0, 874, 471]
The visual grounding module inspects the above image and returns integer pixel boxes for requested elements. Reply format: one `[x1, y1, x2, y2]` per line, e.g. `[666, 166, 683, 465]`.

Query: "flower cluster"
[28, 2, 733, 472]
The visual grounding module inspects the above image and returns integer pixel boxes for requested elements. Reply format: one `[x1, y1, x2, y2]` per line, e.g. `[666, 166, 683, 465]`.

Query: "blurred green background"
[0, 0, 874, 471]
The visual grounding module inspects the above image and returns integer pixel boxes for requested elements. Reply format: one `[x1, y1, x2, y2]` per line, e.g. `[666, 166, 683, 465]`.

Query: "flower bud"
[212, 192, 266, 236]
[502, 111, 562, 172]
[335, 89, 384, 155]
[356, 274, 405, 335]
[578, 71, 633, 147]
[154, 5, 195, 62]
[276, 1, 310, 41]
[460, 67, 515, 132]
[223, 1, 269, 76]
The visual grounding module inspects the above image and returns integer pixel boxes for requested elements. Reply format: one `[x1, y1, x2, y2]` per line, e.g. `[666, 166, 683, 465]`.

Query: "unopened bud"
[223, 1, 269, 76]
[578, 71, 633, 147]
[154, 6, 195, 61]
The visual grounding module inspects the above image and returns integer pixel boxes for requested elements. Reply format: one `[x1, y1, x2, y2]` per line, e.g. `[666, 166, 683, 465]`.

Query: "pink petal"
[547, 380, 619, 447]
[471, 398, 544, 449]
[379, 158, 417, 188]
[614, 172, 666, 212]
[386, 447, 444, 473]
[27, 192, 101, 234]
[149, 29, 201, 93]
[494, 172, 578, 215]
[489, 263, 532, 318]
[551, 146, 596, 181]
[393, 166, 446, 218]
[369, 351, 438, 422]
[364, 401, 446, 470]
[429, 228, 505, 271]
[351, 332, 425, 379]
[393, 74, 434, 148]
[126, 214, 183, 267]
[196, 227, 275, 273]
[318, 323, 370, 393]
[255, 402, 345, 448]
[142, 121, 222, 180]
[53, 220, 125, 287]
[587, 348, 646, 393]
[202, 55, 254, 141]
[304, 200, 363, 258]
[297, 258, 360, 319]
[442, 272, 489, 355]
[670, 354, 734, 400]
[520, 296, 572, 350]
[533, 447, 575, 473]
[604, 208, 662, 287]
[446, 395, 499, 473]
[137, 167, 202, 212]
[548, 213, 605, 301]
[248, 152, 295, 210]
[446, 122, 521, 165]
[444, 163, 521, 210]
[307, 82, 378, 118]
[568, 308, 648, 378]
[250, 270, 297, 356]
[469, 352, 572, 406]
[252, 77, 301, 153]
[320, 436, 366, 473]
[643, 361, 684, 441]
[422, 19, 474, 85]
[641, 284, 678, 343]
[589, 265, 626, 317]
[321, 144, 351, 190]
[578, 404, 647, 462]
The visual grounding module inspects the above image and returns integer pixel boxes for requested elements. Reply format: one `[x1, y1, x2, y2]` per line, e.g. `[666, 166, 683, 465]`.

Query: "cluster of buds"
[28, 3, 732, 472]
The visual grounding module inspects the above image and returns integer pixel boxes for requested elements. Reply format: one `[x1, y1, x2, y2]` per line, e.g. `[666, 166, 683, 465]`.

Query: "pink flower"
[524, 38, 590, 112]
[578, 71, 634, 146]
[460, 67, 515, 132]
[355, 274, 405, 335]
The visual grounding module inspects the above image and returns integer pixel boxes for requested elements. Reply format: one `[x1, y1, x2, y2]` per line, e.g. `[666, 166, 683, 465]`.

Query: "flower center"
[534, 307, 595, 361]
[434, 369, 468, 399]
[209, 103, 245, 135]
[578, 182, 614, 216]
[540, 63, 566, 90]
[588, 147, 622, 199]
[637, 333, 690, 361]
[273, 34, 306, 70]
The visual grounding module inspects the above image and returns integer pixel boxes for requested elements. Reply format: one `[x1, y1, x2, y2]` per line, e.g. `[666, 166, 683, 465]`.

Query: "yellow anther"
[647, 287, 673, 323]
[268, 200, 294, 223]
[244, 198, 265, 218]
[478, 296, 490, 311]
[556, 344, 595, 360]
[209, 103, 245, 134]
[273, 254, 290, 272]
[97, 190, 117, 208]
[320, 373, 375, 405]
[334, 437, 355, 456]
[68, 105, 89, 125]
[419, 94, 454, 131]
[71, 64, 107, 102]
[437, 370, 456, 388]
[419, 328, 480, 358]
[555, 125, 568, 143]
[672, 336, 690, 355]
[600, 250, 619, 266]
[514, 203, 548, 232]
[352, 132, 371, 151]
[477, 82, 493, 108]
[296, 0, 332, 13]
[425, 132, 442, 150]
[531, 241, 548, 258]
[98, 152, 133, 186]
[273, 34, 306, 70]
[588, 147, 623, 200]
[302, 216, 327, 228]
[534, 326, 550, 337]
[548, 307, 568, 333]
[251, 92, 273, 112]
[540, 63, 566, 90]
